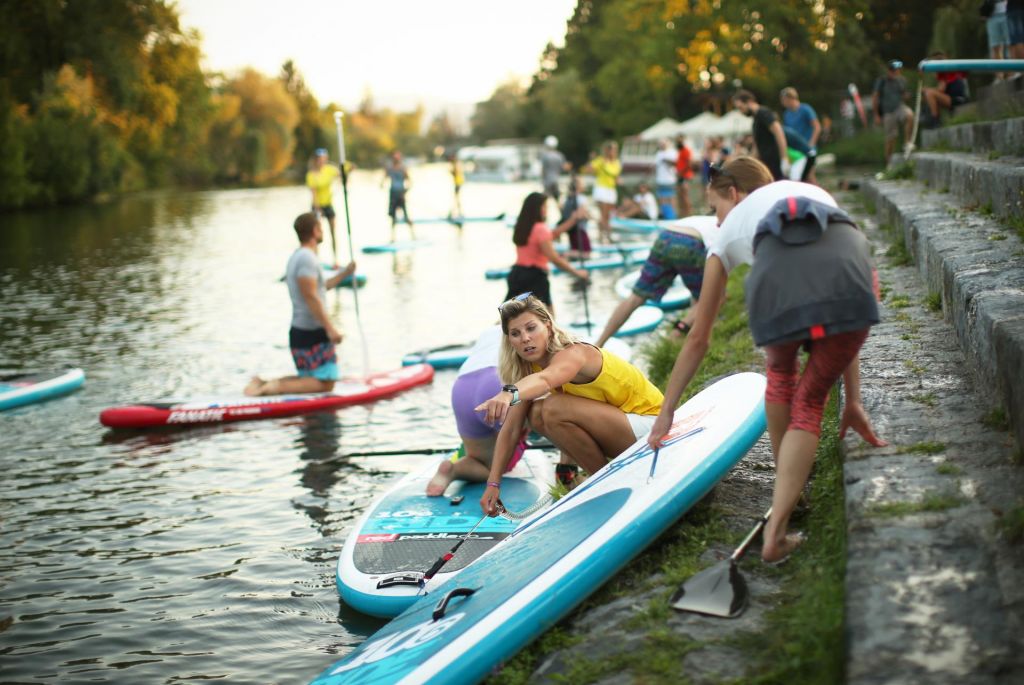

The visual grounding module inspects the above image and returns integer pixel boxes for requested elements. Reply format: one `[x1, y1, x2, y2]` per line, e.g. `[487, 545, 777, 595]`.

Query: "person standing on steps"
[732, 89, 790, 181]
[675, 135, 695, 217]
[646, 156, 887, 564]
[384, 150, 414, 242]
[245, 212, 356, 396]
[871, 60, 915, 164]
[780, 87, 821, 184]
[654, 138, 678, 218]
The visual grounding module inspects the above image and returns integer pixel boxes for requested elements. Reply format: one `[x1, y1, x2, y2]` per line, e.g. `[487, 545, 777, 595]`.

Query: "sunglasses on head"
[498, 291, 533, 314]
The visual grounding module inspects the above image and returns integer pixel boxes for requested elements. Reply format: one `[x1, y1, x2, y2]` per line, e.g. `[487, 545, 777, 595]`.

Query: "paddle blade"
[669, 559, 749, 618]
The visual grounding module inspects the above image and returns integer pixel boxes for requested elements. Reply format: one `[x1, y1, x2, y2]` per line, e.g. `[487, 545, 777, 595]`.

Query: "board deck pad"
[310, 372, 767, 685]
[99, 364, 434, 428]
[336, 450, 554, 618]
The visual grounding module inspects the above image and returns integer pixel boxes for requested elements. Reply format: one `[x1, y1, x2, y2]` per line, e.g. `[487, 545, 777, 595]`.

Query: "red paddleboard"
[100, 364, 434, 428]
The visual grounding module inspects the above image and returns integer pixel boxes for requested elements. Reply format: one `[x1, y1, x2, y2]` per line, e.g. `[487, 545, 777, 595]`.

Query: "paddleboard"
[401, 334, 633, 369]
[566, 304, 664, 338]
[609, 217, 672, 234]
[362, 240, 432, 254]
[0, 369, 85, 411]
[484, 251, 647, 280]
[555, 241, 651, 256]
[615, 270, 693, 311]
[309, 372, 767, 685]
[99, 364, 434, 428]
[397, 213, 506, 225]
[336, 449, 555, 618]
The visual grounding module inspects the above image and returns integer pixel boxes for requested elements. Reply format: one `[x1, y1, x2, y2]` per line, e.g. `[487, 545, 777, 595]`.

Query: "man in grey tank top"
[244, 213, 356, 396]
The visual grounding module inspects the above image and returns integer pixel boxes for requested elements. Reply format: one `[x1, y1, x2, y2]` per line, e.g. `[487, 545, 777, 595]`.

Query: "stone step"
[910, 150, 1024, 225]
[843, 191, 1024, 685]
[920, 116, 1024, 157]
[862, 177, 1024, 450]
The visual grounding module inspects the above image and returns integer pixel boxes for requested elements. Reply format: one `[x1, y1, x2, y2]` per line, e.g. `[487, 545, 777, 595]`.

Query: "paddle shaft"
[422, 514, 488, 582]
[340, 440, 555, 459]
[334, 112, 370, 376]
[730, 507, 773, 564]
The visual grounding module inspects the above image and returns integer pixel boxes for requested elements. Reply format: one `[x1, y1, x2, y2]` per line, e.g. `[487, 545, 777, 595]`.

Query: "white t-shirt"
[458, 325, 503, 376]
[654, 148, 678, 186]
[663, 214, 718, 243]
[636, 191, 658, 220]
[707, 181, 837, 274]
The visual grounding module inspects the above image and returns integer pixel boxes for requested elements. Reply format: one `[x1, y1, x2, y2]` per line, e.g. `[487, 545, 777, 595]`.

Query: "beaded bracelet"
[487, 481, 501, 488]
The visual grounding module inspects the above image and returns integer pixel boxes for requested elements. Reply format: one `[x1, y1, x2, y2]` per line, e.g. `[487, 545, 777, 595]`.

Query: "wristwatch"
[502, 384, 520, 406]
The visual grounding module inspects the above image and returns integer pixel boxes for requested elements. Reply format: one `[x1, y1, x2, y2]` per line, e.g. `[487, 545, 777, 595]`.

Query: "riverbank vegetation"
[471, 0, 989, 165]
[0, 1, 454, 210]
[0, 0, 990, 210]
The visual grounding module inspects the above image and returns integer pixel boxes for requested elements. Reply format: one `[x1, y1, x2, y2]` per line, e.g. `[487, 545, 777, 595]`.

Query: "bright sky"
[175, 0, 577, 113]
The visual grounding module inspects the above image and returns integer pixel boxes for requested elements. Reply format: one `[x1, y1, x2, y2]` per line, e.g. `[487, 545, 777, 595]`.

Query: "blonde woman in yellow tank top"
[476, 294, 664, 516]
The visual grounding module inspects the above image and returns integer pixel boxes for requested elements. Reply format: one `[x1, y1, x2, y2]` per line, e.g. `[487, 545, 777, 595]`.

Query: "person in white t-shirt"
[646, 156, 887, 565]
[594, 214, 717, 347]
[654, 139, 678, 218]
[616, 182, 659, 220]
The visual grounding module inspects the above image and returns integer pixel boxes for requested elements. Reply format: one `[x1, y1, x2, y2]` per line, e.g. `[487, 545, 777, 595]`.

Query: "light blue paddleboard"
[362, 240, 433, 254]
[310, 372, 767, 685]
[336, 450, 554, 618]
[566, 304, 664, 338]
[555, 241, 651, 255]
[397, 213, 506, 225]
[609, 216, 672, 234]
[615, 269, 692, 311]
[485, 251, 647, 280]
[0, 368, 85, 411]
[401, 333, 633, 369]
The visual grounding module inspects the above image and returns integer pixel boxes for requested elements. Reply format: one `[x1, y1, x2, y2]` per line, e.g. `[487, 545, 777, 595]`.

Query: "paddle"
[334, 111, 370, 377]
[418, 513, 489, 592]
[669, 507, 772, 618]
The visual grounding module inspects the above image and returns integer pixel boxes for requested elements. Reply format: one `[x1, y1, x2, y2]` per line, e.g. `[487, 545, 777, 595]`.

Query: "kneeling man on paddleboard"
[477, 294, 664, 516]
[245, 212, 355, 396]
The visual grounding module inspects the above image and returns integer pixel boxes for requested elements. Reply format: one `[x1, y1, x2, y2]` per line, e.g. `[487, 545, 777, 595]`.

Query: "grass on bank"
[488, 266, 849, 685]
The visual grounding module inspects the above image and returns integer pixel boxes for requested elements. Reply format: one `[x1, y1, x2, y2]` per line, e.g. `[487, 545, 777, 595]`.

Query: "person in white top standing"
[653, 139, 678, 218]
[646, 156, 887, 565]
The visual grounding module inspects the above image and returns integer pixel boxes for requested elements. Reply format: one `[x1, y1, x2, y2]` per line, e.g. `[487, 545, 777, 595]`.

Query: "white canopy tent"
[637, 117, 682, 141]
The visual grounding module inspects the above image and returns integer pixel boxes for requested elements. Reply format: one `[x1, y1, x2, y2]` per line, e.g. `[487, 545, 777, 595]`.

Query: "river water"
[0, 165, 640, 683]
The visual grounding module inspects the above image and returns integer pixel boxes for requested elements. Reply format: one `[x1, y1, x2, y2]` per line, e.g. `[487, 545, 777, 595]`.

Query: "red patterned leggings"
[764, 328, 870, 436]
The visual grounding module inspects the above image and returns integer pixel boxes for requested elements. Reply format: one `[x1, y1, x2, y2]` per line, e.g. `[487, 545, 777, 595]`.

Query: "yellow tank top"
[306, 164, 340, 206]
[533, 345, 663, 416]
[592, 156, 621, 189]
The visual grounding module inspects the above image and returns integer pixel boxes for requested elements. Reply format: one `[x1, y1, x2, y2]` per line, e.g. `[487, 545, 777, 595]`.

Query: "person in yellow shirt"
[449, 153, 465, 219]
[475, 294, 664, 515]
[583, 141, 622, 243]
[306, 148, 341, 262]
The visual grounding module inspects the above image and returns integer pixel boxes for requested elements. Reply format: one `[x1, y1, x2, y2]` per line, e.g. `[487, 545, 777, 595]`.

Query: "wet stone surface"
[843, 205, 1024, 684]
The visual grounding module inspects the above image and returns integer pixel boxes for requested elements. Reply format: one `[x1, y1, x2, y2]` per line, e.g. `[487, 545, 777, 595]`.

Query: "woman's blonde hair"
[707, 155, 773, 198]
[497, 294, 576, 384]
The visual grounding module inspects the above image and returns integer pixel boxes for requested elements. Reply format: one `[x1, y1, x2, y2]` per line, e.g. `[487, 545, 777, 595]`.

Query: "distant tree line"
[470, 0, 988, 165]
[0, 0, 458, 210]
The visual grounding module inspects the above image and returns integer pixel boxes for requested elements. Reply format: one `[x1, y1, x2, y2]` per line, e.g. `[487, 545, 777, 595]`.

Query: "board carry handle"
[376, 572, 425, 589]
[432, 587, 477, 621]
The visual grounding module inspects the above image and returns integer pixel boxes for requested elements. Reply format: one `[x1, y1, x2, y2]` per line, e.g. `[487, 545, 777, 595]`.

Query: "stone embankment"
[847, 77, 1024, 683]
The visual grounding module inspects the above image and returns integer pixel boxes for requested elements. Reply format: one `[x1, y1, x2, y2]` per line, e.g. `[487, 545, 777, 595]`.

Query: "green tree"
[470, 79, 527, 142]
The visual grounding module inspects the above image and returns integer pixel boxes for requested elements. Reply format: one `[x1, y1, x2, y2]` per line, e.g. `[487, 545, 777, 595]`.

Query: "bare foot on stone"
[426, 459, 455, 497]
[761, 531, 805, 565]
